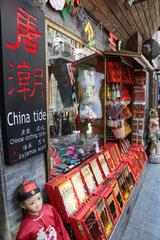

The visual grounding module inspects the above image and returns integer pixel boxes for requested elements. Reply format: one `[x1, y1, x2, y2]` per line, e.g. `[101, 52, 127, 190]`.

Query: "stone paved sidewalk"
[121, 163, 160, 240]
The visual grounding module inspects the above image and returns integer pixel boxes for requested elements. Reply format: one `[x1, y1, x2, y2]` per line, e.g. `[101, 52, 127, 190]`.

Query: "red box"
[134, 70, 147, 86]
[70, 196, 107, 240]
[119, 138, 131, 155]
[80, 163, 97, 194]
[116, 163, 136, 200]
[46, 177, 79, 222]
[133, 104, 145, 111]
[97, 152, 111, 178]
[95, 197, 113, 238]
[99, 186, 121, 225]
[88, 155, 105, 186]
[110, 179, 125, 211]
[104, 143, 122, 168]
[46, 166, 90, 222]
[133, 109, 145, 118]
[103, 150, 116, 172]
[129, 144, 148, 165]
[133, 86, 146, 103]
[132, 118, 144, 133]
[93, 177, 125, 212]
[122, 152, 143, 180]
[132, 133, 143, 145]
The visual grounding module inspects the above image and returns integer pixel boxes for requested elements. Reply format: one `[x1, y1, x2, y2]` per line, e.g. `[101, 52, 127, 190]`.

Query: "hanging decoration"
[84, 21, 96, 47]
[49, 0, 65, 10]
[71, 0, 81, 16]
[75, 5, 96, 47]
[61, 0, 80, 19]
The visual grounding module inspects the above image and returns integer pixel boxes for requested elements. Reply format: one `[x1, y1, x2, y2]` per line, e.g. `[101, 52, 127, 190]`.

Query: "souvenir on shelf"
[71, 171, 88, 204]
[133, 86, 146, 103]
[108, 144, 121, 167]
[111, 180, 124, 210]
[59, 179, 79, 216]
[122, 86, 132, 101]
[81, 164, 97, 194]
[121, 106, 132, 120]
[104, 189, 120, 225]
[123, 152, 142, 180]
[105, 143, 122, 167]
[103, 150, 116, 172]
[124, 120, 132, 136]
[90, 158, 104, 185]
[116, 171, 130, 201]
[97, 153, 110, 177]
[119, 138, 131, 155]
[129, 144, 148, 165]
[106, 61, 121, 83]
[70, 198, 106, 240]
[123, 165, 136, 191]
[122, 65, 133, 84]
[96, 198, 113, 237]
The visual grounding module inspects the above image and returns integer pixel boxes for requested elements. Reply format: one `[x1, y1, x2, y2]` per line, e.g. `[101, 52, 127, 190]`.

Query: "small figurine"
[16, 179, 71, 240]
[148, 108, 160, 158]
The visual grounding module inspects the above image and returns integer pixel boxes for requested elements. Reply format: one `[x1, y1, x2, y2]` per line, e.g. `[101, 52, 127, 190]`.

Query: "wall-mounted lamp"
[125, 0, 146, 8]
[125, 0, 135, 6]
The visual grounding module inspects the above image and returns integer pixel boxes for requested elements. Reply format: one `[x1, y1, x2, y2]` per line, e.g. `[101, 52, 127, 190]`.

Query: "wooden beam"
[154, 0, 160, 31]
[104, 0, 134, 38]
[134, 2, 150, 39]
[116, 0, 141, 38]
[128, 4, 147, 40]
[141, 0, 153, 38]
[147, 0, 157, 34]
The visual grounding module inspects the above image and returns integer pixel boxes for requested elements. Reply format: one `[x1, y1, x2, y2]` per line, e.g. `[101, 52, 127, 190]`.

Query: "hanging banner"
[0, 0, 48, 165]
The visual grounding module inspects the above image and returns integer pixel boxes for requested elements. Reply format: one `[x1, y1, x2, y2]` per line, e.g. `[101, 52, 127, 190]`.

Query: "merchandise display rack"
[46, 143, 148, 240]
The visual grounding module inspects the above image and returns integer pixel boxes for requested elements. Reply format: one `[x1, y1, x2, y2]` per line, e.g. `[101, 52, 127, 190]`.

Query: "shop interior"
[47, 25, 105, 176]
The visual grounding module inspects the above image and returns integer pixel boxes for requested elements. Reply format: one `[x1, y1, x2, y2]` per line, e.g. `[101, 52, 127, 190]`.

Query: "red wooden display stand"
[122, 151, 143, 180]
[101, 187, 121, 225]
[110, 179, 125, 211]
[115, 163, 136, 200]
[70, 196, 107, 240]
[104, 142, 122, 167]
[129, 144, 148, 165]
[46, 143, 148, 239]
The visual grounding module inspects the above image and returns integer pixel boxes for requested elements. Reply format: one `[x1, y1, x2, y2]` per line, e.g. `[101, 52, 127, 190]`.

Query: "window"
[47, 24, 105, 177]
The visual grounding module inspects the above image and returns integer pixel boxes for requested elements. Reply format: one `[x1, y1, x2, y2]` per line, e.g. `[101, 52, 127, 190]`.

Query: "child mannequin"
[16, 179, 71, 240]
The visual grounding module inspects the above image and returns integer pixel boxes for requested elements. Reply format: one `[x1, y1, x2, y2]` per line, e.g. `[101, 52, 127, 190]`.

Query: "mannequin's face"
[21, 192, 43, 215]
[152, 111, 158, 118]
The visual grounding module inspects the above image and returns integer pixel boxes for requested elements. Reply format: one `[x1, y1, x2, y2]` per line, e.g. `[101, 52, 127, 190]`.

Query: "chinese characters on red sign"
[6, 7, 44, 101]
[8, 60, 44, 100]
[6, 7, 42, 54]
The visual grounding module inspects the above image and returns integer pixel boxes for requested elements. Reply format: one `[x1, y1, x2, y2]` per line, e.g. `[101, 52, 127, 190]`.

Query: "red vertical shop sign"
[0, 0, 47, 165]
